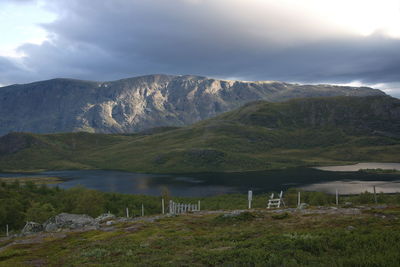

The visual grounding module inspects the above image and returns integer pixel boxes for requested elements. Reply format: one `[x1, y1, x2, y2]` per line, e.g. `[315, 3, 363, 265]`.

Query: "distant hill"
[0, 74, 385, 136]
[0, 95, 399, 173]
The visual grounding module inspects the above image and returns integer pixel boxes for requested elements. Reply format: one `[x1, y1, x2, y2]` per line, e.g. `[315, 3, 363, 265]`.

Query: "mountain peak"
[0, 75, 386, 136]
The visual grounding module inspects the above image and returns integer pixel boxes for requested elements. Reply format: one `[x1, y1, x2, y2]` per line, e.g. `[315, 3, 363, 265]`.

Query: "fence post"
[126, 207, 129, 218]
[297, 191, 301, 208]
[198, 200, 201, 211]
[141, 203, 144, 217]
[336, 189, 339, 206]
[373, 186, 377, 204]
[6, 224, 8, 237]
[162, 198, 165, 214]
[248, 190, 253, 209]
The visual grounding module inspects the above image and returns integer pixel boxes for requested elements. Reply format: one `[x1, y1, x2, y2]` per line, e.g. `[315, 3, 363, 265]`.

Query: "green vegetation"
[2, 183, 400, 265]
[0, 96, 399, 173]
[1, 201, 400, 266]
[1, 93, 399, 265]
[2, 182, 400, 234]
[0, 177, 62, 185]
[359, 168, 400, 174]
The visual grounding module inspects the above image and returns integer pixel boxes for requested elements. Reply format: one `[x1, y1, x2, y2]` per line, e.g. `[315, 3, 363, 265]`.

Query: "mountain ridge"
[0, 74, 386, 136]
[0, 95, 399, 173]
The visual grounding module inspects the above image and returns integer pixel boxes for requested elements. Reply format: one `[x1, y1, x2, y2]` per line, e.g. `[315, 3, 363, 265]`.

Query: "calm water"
[1, 165, 400, 196]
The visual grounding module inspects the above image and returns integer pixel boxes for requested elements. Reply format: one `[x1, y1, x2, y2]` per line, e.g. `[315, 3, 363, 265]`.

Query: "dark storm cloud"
[1, 0, 400, 96]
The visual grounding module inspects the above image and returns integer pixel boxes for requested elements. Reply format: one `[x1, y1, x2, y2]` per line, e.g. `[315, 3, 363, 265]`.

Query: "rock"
[105, 221, 114, 226]
[43, 213, 98, 232]
[44, 223, 58, 232]
[96, 213, 116, 223]
[21, 222, 43, 235]
[347, 225, 356, 231]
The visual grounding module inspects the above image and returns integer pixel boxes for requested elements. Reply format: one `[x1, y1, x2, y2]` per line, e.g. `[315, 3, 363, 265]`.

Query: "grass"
[1, 182, 400, 265]
[0, 177, 62, 185]
[1, 207, 400, 266]
[0, 110, 399, 174]
[0, 96, 400, 174]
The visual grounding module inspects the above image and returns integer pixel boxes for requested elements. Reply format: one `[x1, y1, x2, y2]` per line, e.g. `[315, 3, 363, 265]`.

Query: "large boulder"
[43, 213, 98, 232]
[95, 213, 116, 224]
[21, 221, 43, 235]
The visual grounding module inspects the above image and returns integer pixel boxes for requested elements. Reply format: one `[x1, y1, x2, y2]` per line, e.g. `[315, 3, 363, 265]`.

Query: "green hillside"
[0, 96, 399, 173]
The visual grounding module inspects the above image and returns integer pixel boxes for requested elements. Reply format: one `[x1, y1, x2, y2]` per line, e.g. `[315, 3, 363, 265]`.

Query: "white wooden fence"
[267, 191, 285, 208]
[169, 200, 200, 215]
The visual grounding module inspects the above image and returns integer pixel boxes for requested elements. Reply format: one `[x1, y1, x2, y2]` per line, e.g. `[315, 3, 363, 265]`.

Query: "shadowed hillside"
[0, 96, 399, 173]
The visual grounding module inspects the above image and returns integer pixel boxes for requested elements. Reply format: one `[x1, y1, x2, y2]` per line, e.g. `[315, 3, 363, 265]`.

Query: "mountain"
[0, 74, 386, 136]
[0, 95, 399, 173]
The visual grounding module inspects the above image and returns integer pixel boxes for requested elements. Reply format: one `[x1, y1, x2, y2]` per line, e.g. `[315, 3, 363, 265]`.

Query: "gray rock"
[43, 213, 98, 232]
[96, 213, 116, 223]
[44, 223, 58, 232]
[347, 225, 356, 231]
[0, 74, 386, 136]
[21, 222, 43, 235]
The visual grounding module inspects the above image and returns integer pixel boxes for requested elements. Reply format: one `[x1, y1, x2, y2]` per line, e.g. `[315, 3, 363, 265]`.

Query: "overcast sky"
[1, 0, 400, 97]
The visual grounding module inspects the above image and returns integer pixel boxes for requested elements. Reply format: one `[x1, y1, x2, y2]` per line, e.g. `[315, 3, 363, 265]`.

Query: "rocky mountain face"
[0, 74, 386, 135]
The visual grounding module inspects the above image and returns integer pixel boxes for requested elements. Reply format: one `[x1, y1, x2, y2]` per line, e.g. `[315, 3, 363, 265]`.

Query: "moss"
[2, 207, 400, 266]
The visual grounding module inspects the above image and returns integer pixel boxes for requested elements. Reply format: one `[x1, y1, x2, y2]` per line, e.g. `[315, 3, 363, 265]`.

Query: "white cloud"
[0, 1, 56, 58]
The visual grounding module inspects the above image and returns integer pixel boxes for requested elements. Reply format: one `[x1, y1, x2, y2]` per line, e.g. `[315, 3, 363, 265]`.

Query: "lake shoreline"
[1, 166, 400, 196]
[314, 162, 400, 172]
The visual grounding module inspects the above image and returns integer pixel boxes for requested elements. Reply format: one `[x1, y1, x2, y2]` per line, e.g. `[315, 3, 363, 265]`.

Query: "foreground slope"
[1, 206, 400, 266]
[0, 74, 385, 135]
[0, 96, 399, 173]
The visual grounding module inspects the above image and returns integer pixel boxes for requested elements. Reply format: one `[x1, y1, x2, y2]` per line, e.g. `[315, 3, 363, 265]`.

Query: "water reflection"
[1, 168, 400, 196]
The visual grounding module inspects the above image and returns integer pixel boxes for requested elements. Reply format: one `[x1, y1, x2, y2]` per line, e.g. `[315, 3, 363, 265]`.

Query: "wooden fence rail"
[169, 200, 201, 215]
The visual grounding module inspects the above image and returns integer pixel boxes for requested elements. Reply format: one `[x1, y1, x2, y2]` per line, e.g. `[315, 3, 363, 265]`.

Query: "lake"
[1, 163, 400, 196]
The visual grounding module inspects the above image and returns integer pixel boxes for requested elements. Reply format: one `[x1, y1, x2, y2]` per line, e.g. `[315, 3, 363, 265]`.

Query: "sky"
[1, 0, 400, 97]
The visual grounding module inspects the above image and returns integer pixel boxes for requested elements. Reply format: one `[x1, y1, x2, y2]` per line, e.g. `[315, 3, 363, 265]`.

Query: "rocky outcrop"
[95, 213, 116, 223]
[18, 213, 118, 236]
[21, 222, 43, 236]
[43, 213, 98, 232]
[0, 74, 386, 135]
